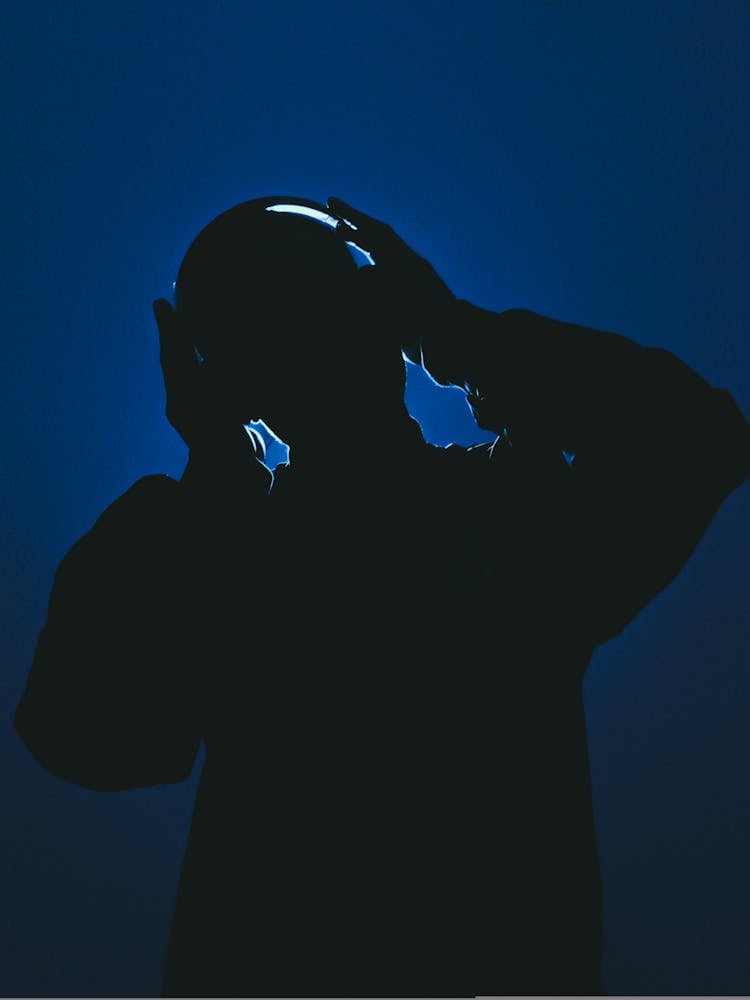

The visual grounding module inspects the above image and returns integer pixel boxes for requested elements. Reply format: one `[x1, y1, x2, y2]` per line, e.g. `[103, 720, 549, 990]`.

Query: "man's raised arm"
[440, 303, 750, 644]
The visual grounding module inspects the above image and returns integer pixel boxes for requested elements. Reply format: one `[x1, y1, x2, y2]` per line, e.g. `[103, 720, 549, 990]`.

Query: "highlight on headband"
[265, 203, 341, 228]
[265, 202, 374, 266]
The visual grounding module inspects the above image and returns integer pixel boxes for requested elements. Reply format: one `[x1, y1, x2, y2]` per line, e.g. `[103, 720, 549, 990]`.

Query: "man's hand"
[153, 299, 270, 503]
[326, 197, 458, 377]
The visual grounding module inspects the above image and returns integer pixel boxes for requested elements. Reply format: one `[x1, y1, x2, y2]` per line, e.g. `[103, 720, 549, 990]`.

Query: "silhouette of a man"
[14, 195, 750, 998]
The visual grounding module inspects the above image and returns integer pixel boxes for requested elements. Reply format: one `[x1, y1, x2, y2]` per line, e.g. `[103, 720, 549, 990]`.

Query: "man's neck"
[275, 403, 425, 480]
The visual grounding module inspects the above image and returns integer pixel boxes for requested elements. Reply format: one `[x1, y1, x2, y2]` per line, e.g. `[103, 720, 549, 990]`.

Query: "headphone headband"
[261, 195, 374, 266]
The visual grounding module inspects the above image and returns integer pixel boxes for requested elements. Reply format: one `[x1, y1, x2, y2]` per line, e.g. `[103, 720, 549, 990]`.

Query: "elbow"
[13, 698, 103, 790]
[13, 694, 200, 793]
[13, 696, 128, 791]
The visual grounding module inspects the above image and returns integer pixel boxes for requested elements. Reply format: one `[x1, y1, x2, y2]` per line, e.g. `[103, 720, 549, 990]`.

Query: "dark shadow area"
[12, 197, 750, 998]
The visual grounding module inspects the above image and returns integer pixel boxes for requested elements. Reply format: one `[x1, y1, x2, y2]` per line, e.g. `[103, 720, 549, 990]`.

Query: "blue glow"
[6, 6, 749, 997]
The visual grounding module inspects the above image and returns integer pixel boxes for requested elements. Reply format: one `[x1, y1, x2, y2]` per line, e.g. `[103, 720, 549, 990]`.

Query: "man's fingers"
[327, 196, 375, 229]
[327, 196, 393, 238]
[335, 221, 386, 258]
[327, 196, 402, 255]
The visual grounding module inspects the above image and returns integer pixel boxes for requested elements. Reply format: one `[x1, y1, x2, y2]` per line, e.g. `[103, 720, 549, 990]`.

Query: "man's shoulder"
[98, 473, 183, 512]
[89, 474, 185, 536]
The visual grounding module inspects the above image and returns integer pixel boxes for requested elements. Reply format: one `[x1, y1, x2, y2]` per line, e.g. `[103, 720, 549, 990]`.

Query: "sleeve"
[570, 356, 750, 645]
[426, 304, 750, 646]
[13, 475, 203, 792]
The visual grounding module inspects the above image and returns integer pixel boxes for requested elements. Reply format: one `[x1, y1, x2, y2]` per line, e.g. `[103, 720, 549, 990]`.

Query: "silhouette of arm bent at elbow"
[14, 475, 203, 792]
[426, 303, 750, 645]
[15, 293, 274, 792]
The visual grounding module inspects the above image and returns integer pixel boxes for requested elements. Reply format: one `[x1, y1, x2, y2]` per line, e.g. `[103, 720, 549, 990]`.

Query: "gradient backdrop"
[2, 2, 749, 996]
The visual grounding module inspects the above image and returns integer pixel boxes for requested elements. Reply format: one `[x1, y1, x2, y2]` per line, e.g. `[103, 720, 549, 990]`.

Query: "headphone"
[261, 195, 375, 267]
[172, 194, 375, 321]
[172, 195, 375, 468]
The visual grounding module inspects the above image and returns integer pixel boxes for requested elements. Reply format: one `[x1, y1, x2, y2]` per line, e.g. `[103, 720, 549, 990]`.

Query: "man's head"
[173, 196, 405, 438]
[175, 197, 358, 355]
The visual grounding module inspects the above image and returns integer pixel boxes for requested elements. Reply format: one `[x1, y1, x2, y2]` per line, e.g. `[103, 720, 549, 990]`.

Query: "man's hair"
[174, 196, 359, 361]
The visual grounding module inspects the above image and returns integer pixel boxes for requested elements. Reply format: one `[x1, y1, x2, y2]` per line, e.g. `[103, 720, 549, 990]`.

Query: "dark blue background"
[2, 2, 748, 995]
